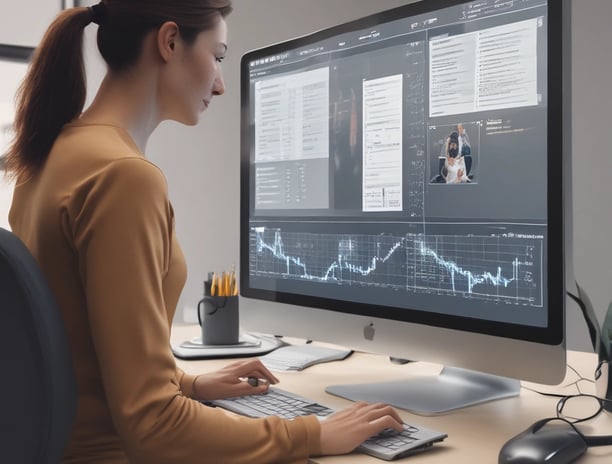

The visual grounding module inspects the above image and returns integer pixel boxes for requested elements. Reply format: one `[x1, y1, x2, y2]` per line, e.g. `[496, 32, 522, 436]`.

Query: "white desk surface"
[171, 324, 612, 463]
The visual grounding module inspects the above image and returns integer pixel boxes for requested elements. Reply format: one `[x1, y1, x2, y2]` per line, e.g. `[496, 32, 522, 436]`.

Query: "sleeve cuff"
[177, 368, 199, 398]
[293, 414, 322, 457]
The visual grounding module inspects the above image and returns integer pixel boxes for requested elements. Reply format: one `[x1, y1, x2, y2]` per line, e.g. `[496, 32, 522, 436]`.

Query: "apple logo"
[363, 322, 375, 341]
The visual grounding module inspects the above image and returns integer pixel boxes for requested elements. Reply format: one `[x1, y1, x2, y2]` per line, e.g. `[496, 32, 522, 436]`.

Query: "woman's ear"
[157, 21, 180, 62]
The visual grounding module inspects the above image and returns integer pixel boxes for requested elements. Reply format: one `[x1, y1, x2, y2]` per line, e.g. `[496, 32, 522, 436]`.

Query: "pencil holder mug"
[197, 295, 239, 345]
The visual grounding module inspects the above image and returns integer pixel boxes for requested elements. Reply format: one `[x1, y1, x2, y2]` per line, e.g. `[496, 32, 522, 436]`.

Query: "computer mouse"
[498, 419, 588, 464]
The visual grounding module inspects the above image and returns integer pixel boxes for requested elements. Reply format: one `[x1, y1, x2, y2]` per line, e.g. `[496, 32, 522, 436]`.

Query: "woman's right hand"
[318, 402, 404, 456]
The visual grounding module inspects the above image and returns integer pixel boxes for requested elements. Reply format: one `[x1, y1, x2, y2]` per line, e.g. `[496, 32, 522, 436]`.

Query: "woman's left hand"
[193, 359, 279, 400]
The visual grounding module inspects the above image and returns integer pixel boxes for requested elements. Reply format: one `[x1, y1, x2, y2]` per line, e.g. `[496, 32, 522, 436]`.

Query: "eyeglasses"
[556, 393, 612, 424]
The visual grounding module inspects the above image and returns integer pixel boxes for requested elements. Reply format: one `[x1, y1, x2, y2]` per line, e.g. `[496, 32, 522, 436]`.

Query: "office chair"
[0, 227, 77, 463]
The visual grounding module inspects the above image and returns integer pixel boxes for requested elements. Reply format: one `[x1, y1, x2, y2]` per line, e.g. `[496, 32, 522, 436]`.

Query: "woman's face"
[161, 18, 228, 125]
[447, 141, 459, 158]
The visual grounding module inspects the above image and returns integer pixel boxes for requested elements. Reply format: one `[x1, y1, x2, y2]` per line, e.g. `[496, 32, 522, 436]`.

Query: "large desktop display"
[240, 0, 571, 414]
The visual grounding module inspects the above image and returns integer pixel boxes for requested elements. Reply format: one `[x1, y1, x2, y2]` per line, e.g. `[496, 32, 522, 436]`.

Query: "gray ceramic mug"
[197, 295, 239, 345]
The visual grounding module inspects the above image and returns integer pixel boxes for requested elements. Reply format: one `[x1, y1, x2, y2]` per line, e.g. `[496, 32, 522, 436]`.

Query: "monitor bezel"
[239, 0, 564, 347]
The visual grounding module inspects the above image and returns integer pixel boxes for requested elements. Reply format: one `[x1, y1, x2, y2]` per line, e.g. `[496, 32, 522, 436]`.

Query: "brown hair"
[3, 0, 233, 180]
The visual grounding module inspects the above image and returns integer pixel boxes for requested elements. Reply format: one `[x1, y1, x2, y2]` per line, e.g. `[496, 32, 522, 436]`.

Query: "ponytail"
[4, 7, 92, 180]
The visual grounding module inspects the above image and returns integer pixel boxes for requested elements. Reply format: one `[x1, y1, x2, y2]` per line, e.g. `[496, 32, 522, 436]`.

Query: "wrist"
[191, 375, 202, 399]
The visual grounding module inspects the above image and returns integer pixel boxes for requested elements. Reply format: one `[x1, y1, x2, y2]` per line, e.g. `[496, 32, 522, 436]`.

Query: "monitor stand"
[326, 366, 520, 415]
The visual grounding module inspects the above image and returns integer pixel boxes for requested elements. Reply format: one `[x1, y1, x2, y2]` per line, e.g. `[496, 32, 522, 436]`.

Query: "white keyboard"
[210, 387, 447, 461]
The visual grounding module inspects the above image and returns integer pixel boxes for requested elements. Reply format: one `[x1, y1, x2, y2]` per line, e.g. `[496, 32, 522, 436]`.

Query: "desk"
[172, 324, 612, 463]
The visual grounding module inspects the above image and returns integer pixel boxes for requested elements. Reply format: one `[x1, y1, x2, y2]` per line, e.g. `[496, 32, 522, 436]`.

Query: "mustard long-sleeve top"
[9, 121, 321, 463]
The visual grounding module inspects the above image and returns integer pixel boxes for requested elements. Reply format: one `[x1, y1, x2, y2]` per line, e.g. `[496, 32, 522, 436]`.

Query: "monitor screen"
[240, 0, 569, 413]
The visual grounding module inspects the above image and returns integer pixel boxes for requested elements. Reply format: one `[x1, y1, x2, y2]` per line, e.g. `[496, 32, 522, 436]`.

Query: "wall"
[568, 0, 612, 351]
[4, 0, 611, 352]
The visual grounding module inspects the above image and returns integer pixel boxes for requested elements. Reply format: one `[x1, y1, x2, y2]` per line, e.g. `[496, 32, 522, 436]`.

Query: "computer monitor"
[240, 0, 571, 415]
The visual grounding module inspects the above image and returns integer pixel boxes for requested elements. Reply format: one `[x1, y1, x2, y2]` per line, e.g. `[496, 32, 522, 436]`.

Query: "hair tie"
[89, 3, 107, 26]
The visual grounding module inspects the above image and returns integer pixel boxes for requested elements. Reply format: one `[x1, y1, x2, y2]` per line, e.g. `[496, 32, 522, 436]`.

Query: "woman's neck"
[80, 71, 161, 153]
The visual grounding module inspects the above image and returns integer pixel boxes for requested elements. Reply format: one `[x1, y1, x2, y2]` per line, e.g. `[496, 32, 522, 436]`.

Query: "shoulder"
[79, 157, 169, 214]
[64, 156, 169, 226]
[65, 157, 171, 246]
[51, 123, 168, 197]
[97, 157, 166, 190]
[53, 122, 148, 168]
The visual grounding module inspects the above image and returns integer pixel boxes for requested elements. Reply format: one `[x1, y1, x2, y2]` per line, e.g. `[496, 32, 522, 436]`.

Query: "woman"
[4, 1, 402, 462]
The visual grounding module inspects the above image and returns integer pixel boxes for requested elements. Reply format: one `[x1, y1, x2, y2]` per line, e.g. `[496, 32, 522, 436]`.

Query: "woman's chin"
[171, 113, 200, 126]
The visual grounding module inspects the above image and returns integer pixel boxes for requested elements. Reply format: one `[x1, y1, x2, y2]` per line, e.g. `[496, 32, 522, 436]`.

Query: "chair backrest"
[0, 227, 77, 463]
